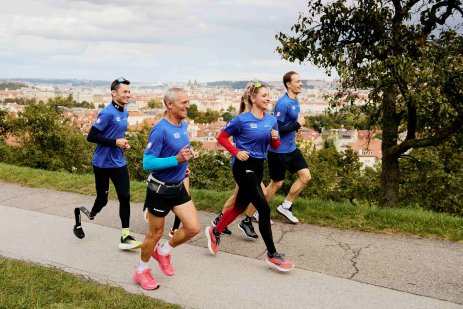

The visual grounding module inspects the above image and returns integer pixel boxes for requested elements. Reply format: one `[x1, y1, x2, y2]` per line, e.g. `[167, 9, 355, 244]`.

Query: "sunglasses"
[115, 77, 127, 83]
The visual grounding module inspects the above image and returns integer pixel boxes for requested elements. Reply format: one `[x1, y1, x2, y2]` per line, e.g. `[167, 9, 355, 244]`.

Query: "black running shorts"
[267, 148, 309, 182]
[144, 183, 191, 218]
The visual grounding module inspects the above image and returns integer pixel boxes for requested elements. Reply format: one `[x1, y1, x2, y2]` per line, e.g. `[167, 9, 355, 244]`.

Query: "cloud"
[0, 0, 327, 82]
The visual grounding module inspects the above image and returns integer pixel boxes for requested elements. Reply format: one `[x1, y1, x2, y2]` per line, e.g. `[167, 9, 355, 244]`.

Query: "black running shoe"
[212, 213, 232, 235]
[238, 219, 258, 239]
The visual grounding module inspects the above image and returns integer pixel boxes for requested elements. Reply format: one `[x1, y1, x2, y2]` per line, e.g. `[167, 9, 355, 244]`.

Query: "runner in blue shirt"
[134, 87, 200, 290]
[83, 77, 141, 250]
[267, 71, 312, 223]
[205, 81, 294, 272]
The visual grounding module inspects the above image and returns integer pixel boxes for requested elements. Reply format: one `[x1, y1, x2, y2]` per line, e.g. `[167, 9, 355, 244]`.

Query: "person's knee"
[95, 195, 108, 207]
[258, 206, 270, 218]
[184, 221, 200, 238]
[147, 224, 164, 240]
[119, 193, 130, 204]
[271, 180, 284, 189]
[299, 170, 312, 185]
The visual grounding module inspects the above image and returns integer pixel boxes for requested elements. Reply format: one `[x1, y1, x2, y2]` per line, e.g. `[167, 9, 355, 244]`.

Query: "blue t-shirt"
[269, 93, 300, 153]
[92, 103, 128, 168]
[222, 111, 278, 160]
[144, 118, 190, 183]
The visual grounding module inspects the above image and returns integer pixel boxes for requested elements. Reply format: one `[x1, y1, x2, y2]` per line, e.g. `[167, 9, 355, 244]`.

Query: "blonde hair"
[239, 81, 266, 113]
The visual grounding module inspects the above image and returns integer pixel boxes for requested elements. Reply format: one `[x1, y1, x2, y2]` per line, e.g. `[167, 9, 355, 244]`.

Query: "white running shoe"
[276, 205, 299, 224]
[252, 211, 274, 225]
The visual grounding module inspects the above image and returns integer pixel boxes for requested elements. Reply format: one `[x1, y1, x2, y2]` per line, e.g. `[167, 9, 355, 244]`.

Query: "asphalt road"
[0, 182, 461, 308]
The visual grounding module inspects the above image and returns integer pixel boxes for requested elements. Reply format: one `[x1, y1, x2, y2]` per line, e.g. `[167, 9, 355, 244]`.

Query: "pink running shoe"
[152, 243, 174, 276]
[205, 226, 220, 255]
[133, 267, 160, 290]
[265, 252, 294, 272]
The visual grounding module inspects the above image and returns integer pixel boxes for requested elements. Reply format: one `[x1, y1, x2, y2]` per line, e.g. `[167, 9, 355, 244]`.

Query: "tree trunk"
[380, 87, 400, 207]
[380, 151, 400, 207]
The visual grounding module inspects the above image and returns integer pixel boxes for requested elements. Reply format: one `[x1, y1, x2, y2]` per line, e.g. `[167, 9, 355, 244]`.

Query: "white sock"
[159, 241, 173, 255]
[137, 260, 150, 273]
[282, 199, 292, 209]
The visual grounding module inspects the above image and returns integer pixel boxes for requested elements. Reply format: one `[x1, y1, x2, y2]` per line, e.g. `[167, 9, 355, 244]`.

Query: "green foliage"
[195, 109, 221, 123]
[1, 101, 93, 173]
[187, 104, 222, 123]
[188, 151, 236, 190]
[187, 103, 200, 119]
[3, 97, 37, 105]
[0, 257, 179, 309]
[0, 82, 27, 90]
[399, 134, 463, 214]
[221, 111, 233, 122]
[147, 98, 163, 109]
[1, 163, 462, 240]
[79, 100, 95, 109]
[125, 125, 151, 181]
[47, 94, 74, 108]
[276, 0, 463, 207]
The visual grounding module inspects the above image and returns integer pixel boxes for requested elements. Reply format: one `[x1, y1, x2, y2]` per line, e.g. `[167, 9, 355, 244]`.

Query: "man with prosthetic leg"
[73, 77, 141, 250]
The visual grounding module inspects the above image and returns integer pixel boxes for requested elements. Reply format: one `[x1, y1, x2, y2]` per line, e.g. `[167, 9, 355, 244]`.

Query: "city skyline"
[1, 0, 333, 84]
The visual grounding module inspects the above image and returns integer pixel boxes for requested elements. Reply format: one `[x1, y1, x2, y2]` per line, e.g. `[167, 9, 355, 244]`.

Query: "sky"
[0, 0, 331, 83]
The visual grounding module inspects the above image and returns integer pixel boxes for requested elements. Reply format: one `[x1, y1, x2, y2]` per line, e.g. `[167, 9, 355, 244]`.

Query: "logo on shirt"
[276, 111, 281, 117]
[147, 142, 152, 149]
[96, 118, 101, 124]
[291, 106, 296, 110]
[116, 117, 121, 122]
[250, 123, 257, 129]
[173, 132, 180, 139]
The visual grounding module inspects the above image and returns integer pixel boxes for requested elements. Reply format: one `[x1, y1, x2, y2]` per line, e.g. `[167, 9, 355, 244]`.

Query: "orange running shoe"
[205, 226, 220, 255]
[265, 252, 294, 272]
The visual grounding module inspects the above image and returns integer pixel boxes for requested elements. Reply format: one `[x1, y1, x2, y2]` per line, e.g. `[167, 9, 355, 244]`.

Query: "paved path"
[0, 182, 462, 308]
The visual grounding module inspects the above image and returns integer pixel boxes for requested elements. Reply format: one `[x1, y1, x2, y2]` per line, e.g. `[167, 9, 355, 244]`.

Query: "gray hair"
[163, 87, 186, 106]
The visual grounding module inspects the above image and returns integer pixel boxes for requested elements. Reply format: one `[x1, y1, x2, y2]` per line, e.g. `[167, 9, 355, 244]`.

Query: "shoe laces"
[212, 229, 221, 245]
[142, 269, 154, 281]
[248, 223, 256, 232]
[269, 252, 286, 261]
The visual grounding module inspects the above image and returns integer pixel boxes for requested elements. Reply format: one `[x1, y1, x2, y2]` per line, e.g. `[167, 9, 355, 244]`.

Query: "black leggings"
[91, 165, 131, 228]
[215, 157, 276, 254]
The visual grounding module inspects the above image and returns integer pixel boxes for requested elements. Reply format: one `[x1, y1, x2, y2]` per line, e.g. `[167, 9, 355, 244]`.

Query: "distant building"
[330, 128, 382, 168]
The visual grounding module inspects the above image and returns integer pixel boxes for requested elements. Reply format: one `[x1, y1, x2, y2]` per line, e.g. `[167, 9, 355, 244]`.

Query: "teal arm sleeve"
[143, 154, 178, 171]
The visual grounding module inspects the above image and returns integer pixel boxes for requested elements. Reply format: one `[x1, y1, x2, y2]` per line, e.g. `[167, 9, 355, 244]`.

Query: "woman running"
[205, 81, 294, 272]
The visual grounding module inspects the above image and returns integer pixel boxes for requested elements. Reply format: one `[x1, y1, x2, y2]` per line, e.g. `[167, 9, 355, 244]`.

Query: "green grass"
[0, 256, 179, 309]
[1, 162, 462, 241]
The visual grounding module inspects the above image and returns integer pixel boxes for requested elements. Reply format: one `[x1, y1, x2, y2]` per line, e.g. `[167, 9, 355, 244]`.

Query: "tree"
[221, 111, 233, 122]
[276, 0, 463, 207]
[147, 99, 162, 109]
[48, 94, 74, 109]
[187, 103, 199, 119]
[10, 102, 93, 173]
